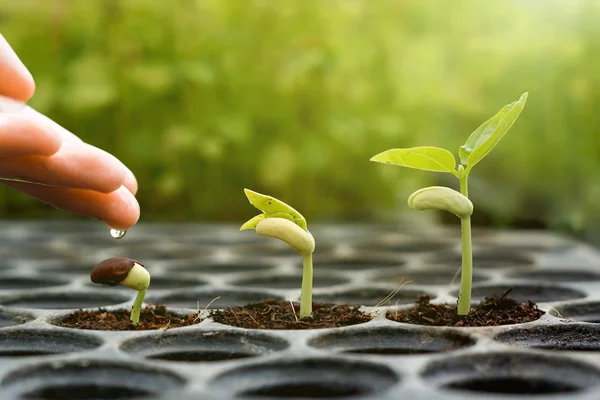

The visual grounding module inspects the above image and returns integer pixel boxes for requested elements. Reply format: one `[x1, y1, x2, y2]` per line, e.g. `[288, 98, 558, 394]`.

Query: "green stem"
[457, 175, 473, 315]
[130, 289, 146, 325]
[300, 253, 313, 318]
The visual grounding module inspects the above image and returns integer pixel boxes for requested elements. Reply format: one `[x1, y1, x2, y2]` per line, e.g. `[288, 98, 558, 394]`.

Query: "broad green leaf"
[370, 146, 457, 174]
[243, 189, 308, 230]
[240, 214, 266, 231]
[460, 92, 528, 169]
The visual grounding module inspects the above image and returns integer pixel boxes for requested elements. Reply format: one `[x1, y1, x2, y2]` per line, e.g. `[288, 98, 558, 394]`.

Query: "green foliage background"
[1, 0, 600, 237]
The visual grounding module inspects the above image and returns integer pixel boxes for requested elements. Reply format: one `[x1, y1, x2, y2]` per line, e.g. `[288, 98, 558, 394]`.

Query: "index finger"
[0, 34, 35, 102]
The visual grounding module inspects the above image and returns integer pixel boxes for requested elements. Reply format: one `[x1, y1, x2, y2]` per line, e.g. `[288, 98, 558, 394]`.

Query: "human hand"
[0, 34, 140, 230]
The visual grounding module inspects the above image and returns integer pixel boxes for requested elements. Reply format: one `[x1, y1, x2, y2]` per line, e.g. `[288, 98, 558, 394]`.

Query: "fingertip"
[0, 34, 36, 102]
[0, 113, 62, 157]
[58, 142, 128, 193]
[103, 186, 140, 230]
[123, 168, 138, 195]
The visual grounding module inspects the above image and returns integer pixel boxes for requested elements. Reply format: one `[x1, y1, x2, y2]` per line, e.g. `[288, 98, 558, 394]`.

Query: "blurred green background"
[1, 0, 600, 238]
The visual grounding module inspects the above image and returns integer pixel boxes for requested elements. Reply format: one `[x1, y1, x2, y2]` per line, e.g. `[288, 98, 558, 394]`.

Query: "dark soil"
[387, 291, 544, 327]
[55, 304, 199, 331]
[211, 299, 372, 330]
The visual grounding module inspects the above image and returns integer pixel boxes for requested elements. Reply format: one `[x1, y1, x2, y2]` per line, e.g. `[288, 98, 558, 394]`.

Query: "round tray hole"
[477, 240, 574, 254]
[0, 292, 130, 310]
[36, 263, 96, 276]
[552, 301, 600, 323]
[313, 288, 428, 307]
[357, 238, 455, 254]
[7, 245, 87, 262]
[242, 383, 362, 398]
[0, 329, 102, 358]
[309, 326, 474, 355]
[1, 360, 185, 399]
[372, 268, 489, 286]
[232, 274, 348, 289]
[0, 311, 32, 328]
[451, 284, 586, 303]
[172, 261, 277, 274]
[85, 275, 207, 291]
[149, 350, 253, 362]
[149, 290, 282, 310]
[0, 276, 69, 290]
[310, 256, 404, 271]
[231, 242, 309, 257]
[445, 377, 577, 394]
[22, 385, 152, 399]
[211, 358, 398, 398]
[495, 325, 600, 351]
[111, 243, 208, 261]
[121, 330, 288, 363]
[427, 249, 534, 268]
[422, 352, 600, 395]
[507, 270, 600, 282]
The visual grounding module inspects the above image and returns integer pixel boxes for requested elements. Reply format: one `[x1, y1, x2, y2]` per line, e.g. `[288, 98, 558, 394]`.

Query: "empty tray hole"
[148, 290, 282, 309]
[8, 245, 87, 262]
[496, 324, 600, 351]
[0, 329, 102, 358]
[422, 352, 600, 395]
[445, 377, 577, 394]
[149, 350, 253, 362]
[372, 268, 489, 286]
[122, 330, 288, 362]
[1, 360, 184, 400]
[357, 238, 455, 254]
[22, 385, 152, 400]
[85, 275, 206, 290]
[309, 256, 404, 271]
[451, 284, 586, 303]
[552, 301, 600, 323]
[476, 240, 574, 253]
[232, 275, 347, 289]
[0, 276, 69, 290]
[173, 261, 277, 274]
[241, 383, 364, 398]
[110, 243, 208, 261]
[36, 263, 97, 276]
[507, 270, 600, 282]
[0, 292, 130, 309]
[0, 311, 32, 328]
[427, 249, 533, 268]
[309, 326, 474, 355]
[231, 240, 330, 257]
[211, 358, 398, 398]
[314, 288, 428, 307]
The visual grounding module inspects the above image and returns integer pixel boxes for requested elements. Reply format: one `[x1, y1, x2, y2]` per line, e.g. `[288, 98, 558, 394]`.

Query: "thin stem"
[130, 289, 146, 325]
[457, 175, 473, 315]
[299, 253, 313, 318]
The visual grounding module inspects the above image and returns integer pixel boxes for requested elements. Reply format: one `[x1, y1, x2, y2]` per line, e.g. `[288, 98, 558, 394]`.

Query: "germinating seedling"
[241, 189, 315, 318]
[90, 257, 150, 325]
[370, 93, 528, 315]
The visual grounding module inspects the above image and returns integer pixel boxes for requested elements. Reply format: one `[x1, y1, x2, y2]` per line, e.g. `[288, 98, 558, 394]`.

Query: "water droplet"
[109, 229, 127, 239]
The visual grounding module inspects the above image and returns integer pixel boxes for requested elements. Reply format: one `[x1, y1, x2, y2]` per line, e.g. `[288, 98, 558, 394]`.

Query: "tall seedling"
[371, 93, 528, 315]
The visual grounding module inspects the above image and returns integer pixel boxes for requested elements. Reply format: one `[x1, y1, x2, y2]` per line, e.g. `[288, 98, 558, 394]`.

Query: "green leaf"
[240, 214, 266, 231]
[243, 189, 308, 230]
[370, 146, 457, 174]
[460, 92, 528, 169]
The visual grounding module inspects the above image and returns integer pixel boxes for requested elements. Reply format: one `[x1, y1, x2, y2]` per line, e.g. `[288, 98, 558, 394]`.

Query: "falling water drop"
[109, 229, 127, 239]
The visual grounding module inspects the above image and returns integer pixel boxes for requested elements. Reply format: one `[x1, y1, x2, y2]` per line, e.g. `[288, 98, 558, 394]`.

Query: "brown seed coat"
[90, 257, 142, 286]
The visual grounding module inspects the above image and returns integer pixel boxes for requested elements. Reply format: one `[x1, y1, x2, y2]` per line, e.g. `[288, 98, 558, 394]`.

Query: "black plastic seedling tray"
[2, 220, 600, 399]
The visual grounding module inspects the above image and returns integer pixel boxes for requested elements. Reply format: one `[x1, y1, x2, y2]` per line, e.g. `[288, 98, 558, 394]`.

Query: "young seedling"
[370, 93, 528, 316]
[241, 189, 315, 318]
[90, 257, 150, 325]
